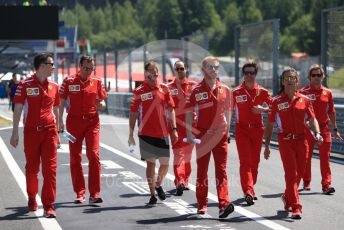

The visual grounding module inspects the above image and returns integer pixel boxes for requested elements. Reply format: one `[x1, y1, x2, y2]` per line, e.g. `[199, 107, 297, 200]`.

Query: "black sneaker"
[245, 194, 254, 206]
[323, 186, 335, 195]
[175, 183, 185, 196]
[155, 186, 166, 200]
[148, 195, 157, 205]
[89, 197, 103, 204]
[219, 203, 235, 218]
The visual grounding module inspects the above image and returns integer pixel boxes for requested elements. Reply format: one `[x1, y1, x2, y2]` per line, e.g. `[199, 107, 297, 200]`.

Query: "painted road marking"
[100, 142, 290, 230]
[0, 137, 62, 230]
[123, 182, 149, 194]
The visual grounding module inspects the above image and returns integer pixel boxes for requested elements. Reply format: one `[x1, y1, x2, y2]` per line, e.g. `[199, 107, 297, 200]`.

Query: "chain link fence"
[234, 19, 279, 95]
[321, 7, 344, 94]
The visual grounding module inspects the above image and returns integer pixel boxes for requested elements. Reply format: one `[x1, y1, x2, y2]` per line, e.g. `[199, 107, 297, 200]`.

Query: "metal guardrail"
[107, 92, 344, 155]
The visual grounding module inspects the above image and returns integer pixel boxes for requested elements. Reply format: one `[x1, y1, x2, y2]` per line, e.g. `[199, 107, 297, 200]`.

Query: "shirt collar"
[33, 74, 48, 85]
[310, 84, 323, 91]
[143, 80, 159, 89]
[200, 79, 220, 90]
[242, 82, 258, 90]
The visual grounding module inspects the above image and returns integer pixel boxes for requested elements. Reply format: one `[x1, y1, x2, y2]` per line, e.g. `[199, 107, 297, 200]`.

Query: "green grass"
[328, 67, 344, 93]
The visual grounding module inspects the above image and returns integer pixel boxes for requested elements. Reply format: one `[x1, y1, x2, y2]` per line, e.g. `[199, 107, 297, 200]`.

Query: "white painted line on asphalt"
[84, 174, 118, 178]
[0, 113, 13, 121]
[100, 160, 124, 169]
[100, 122, 128, 125]
[100, 142, 290, 230]
[57, 144, 86, 154]
[0, 137, 63, 230]
[123, 182, 150, 194]
[0, 126, 12, 130]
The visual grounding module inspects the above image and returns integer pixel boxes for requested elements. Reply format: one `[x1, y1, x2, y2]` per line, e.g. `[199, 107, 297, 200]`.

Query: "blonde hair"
[202, 56, 219, 67]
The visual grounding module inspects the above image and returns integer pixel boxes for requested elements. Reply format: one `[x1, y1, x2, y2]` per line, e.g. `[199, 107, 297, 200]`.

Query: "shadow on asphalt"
[82, 205, 150, 214]
[1, 206, 39, 221]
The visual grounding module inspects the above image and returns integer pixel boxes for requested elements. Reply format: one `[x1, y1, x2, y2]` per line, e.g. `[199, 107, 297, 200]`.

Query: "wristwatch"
[172, 127, 178, 131]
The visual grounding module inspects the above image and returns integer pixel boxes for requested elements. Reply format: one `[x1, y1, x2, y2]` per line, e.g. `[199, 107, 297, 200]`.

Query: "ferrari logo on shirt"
[69, 85, 80, 92]
[307, 94, 316, 101]
[219, 88, 223, 94]
[141, 92, 153, 101]
[278, 102, 289, 110]
[299, 98, 303, 103]
[48, 85, 52, 90]
[236, 95, 247, 103]
[323, 91, 327, 95]
[159, 88, 163, 93]
[170, 89, 178, 95]
[27, 88, 39, 95]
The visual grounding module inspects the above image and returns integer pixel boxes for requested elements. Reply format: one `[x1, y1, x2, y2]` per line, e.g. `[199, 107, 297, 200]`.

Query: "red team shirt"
[268, 92, 315, 134]
[168, 79, 197, 136]
[186, 79, 231, 130]
[130, 80, 175, 138]
[232, 83, 271, 125]
[299, 85, 335, 125]
[13, 74, 60, 127]
[59, 72, 107, 115]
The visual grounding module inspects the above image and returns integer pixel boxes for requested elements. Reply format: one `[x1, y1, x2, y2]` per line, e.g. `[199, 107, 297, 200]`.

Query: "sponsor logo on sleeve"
[195, 92, 208, 101]
[141, 92, 153, 101]
[26, 88, 39, 96]
[236, 95, 247, 103]
[170, 89, 178, 95]
[69, 85, 80, 92]
[277, 102, 289, 110]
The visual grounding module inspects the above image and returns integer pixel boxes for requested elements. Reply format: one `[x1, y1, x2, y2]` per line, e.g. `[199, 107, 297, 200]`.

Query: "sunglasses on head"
[243, 71, 256, 76]
[204, 64, 220, 70]
[175, 67, 185, 71]
[311, 73, 322, 78]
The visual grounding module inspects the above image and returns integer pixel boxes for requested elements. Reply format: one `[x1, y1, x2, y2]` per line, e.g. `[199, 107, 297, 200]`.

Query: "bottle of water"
[129, 145, 135, 154]
[62, 130, 77, 143]
[183, 138, 201, 144]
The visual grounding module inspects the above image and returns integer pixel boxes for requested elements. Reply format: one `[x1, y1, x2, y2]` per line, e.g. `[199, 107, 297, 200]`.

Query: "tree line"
[59, 0, 344, 56]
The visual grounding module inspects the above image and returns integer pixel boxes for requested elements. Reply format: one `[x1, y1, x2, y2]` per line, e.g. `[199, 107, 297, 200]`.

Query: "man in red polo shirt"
[59, 56, 107, 204]
[128, 61, 178, 206]
[264, 68, 323, 219]
[10, 53, 59, 218]
[300, 64, 342, 193]
[168, 60, 197, 196]
[186, 56, 234, 219]
[232, 61, 271, 205]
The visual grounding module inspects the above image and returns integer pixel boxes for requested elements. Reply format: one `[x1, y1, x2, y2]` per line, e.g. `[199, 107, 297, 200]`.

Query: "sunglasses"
[311, 73, 322, 78]
[44, 62, 54, 66]
[283, 75, 298, 81]
[204, 64, 220, 70]
[243, 71, 256, 76]
[82, 66, 94, 71]
[175, 67, 185, 71]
